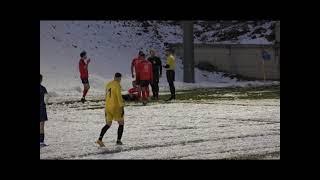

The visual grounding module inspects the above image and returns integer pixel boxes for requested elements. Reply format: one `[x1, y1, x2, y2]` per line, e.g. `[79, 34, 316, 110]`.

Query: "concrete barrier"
[171, 43, 280, 80]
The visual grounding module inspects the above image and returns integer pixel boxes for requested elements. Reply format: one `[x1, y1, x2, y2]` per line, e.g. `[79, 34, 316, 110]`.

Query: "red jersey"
[138, 59, 153, 81]
[131, 58, 143, 80]
[79, 59, 89, 79]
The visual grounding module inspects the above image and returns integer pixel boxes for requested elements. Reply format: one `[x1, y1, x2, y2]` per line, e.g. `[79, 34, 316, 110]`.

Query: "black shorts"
[135, 80, 141, 86]
[140, 80, 150, 87]
[40, 106, 48, 122]
[81, 78, 89, 84]
[122, 94, 139, 101]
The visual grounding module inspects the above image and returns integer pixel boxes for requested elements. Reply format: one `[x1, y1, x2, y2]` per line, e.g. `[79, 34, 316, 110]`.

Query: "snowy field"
[40, 21, 279, 159]
[40, 98, 280, 160]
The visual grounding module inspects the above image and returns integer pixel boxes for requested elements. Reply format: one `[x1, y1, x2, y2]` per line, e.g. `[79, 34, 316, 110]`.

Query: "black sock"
[172, 87, 175, 99]
[117, 125, 124, 141]
[40, 133, 44, 143]
[98, 124, 110, 141]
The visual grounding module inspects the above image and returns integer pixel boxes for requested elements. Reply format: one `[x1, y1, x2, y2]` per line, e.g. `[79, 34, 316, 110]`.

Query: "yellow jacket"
[166, 55, 176, 70]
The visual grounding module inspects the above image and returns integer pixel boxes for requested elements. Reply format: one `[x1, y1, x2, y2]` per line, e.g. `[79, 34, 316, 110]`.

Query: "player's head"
[150, 49, 155, 57]
[114, 72, 122, 82]
[80, 51, 87, 59]
[40, 74, 43, 83]
[140, 53, 146, 59]
[165, 49, 173, 56]
[138, 51, 145, 59]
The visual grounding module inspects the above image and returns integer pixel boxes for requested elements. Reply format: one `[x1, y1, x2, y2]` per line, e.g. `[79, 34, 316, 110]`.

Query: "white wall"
[173, 44, 280, 80]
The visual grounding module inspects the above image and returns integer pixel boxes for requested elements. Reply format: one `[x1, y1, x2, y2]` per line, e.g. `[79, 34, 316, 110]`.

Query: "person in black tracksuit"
[147, 49, 162, 100]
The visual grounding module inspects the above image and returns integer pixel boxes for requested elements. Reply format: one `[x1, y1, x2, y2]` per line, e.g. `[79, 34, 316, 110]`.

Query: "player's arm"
[158, 58, 162, 76]
[116, 85, 125, 116]
[150, 64, 153, 82]
[79, 61, 83, 73]
[44, 87, 49, 104]
[44, 94, 49, 104]
[116, 85, 124, 108]
[131, 60, 135, 78]
[80, 60, 88, 69]
[84, 60, 89, 69]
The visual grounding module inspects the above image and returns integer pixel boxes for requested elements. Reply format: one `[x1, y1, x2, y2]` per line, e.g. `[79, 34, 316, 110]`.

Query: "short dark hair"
[166, 48, 174, 54]
[115, 72, 122, 78]
[138, 51, 144, 56]
[80, 51, 87, 58]
[150, 49, 156, 55]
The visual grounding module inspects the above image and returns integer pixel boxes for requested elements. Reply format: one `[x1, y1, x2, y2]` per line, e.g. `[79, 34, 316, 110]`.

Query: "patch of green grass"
[159, 85, 280, 101]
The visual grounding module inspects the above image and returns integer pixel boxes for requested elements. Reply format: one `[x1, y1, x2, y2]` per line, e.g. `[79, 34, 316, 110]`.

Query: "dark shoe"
[81, 97, 86, 103]
[40, 142, 48, 148]
[116, 140, 123, 145]
[166, 96, 173, 101]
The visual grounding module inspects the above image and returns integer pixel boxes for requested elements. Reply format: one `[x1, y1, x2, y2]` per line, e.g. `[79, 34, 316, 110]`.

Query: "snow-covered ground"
[40, 21, 280, 159]
[40, 98, 280, 159]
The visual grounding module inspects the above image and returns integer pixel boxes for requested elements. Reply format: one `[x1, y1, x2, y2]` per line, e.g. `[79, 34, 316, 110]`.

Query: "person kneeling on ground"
[122, 80, 140, 102]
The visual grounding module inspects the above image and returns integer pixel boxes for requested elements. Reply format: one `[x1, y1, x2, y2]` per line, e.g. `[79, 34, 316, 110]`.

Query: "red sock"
[142, 89, 146, 101]
[146, 87, 150, 97]
[83, 89, 88, 98]
[137, 88, 141, 100]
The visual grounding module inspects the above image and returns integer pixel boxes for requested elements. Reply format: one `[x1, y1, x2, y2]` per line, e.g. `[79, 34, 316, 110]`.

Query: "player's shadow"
[115, 146, 123, 152]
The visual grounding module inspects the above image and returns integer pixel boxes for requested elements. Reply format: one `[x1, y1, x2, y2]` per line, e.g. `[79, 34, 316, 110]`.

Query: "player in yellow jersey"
[163, 49, 176, 101]
[96, 73, 125, 147]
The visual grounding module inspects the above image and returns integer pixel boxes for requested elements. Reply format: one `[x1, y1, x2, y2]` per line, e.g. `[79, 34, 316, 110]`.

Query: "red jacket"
[79, 59, 89, 79]
[138, 59, 153, 81]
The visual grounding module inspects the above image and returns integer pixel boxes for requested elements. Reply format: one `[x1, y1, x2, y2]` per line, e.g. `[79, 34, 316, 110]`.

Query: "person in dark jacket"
[40, 74, 49, 147]
[147, 49, 162, 100]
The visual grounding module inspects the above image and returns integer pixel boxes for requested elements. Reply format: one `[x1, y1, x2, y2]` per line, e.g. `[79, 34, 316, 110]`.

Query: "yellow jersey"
[166, 54, 176, 70]
[105, 80, 124, 111]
